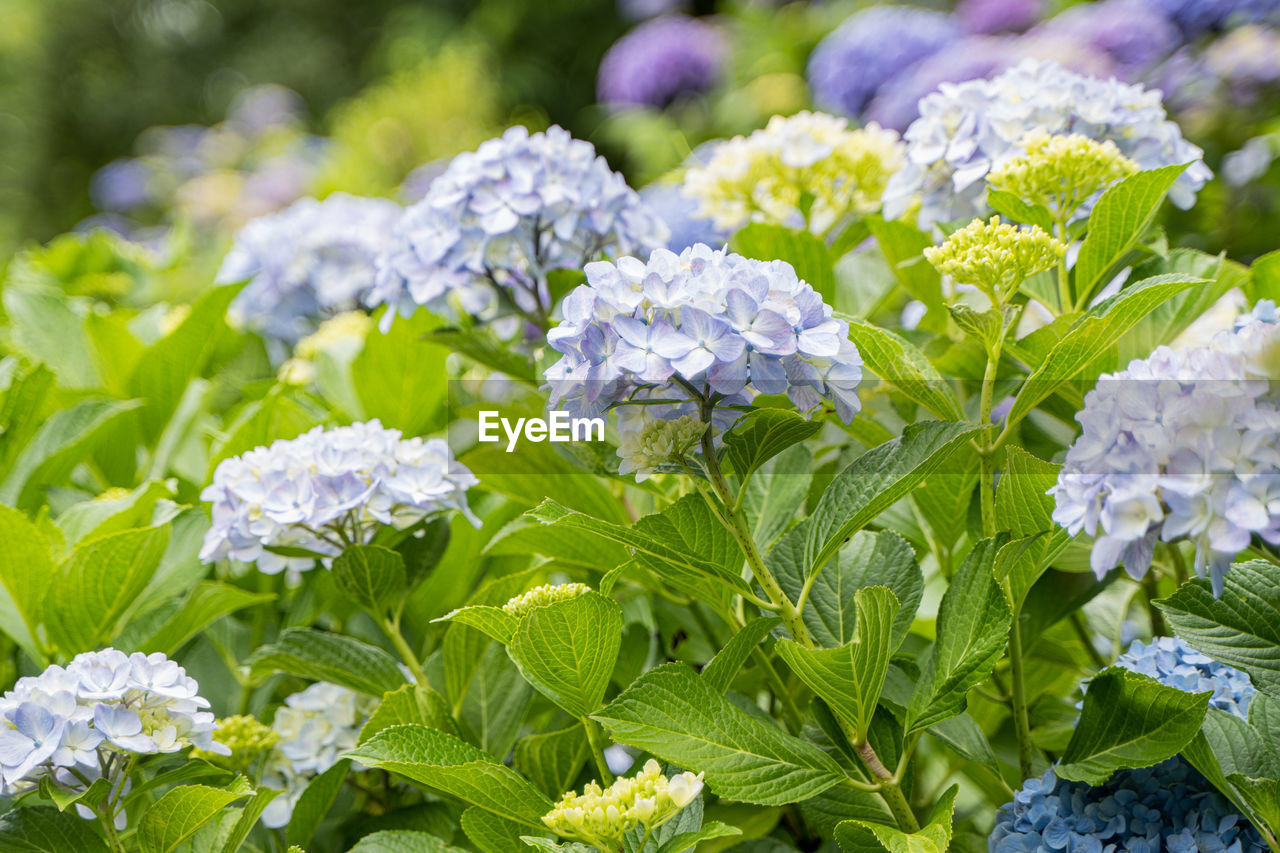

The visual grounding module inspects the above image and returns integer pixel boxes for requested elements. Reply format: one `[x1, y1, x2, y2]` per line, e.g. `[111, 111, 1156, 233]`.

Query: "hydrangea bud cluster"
[0, 650, 226, 814]
[195, 714, 279, 774]
[1050, 309, 1280, 594]
[923, 217, 1065, 304]
[987, 131, 1138, 221]
[260, 681, 379, 829]
[682, 111, 904, 234]
[883, 59, 1211, 227]
[543, 244, 862, 478]
[542, 759, 705, 850]
[617, 411, 707, 481]
[219, 193, 401, 348]
[806, 7, 961, 117]
[596, 14, 728, 109]
[367, 126, 668, 330]
[277, 310, 373, 387]
[1117, 637, 1256, 718]
[199, 420, 478, 575]
[502, 583, 594, 618]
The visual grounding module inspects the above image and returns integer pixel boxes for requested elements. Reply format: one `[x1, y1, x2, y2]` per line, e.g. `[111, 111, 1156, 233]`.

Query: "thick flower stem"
[381, 613, 428, 687]
[96, 803, 126, 853]
[1008, 618, 1034, 781]
[583, 717, 616, 785]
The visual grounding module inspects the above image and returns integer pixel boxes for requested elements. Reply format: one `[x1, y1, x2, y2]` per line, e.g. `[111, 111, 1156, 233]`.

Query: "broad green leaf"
[137, 784, 245, 853]
[701, 616, 783, 694]
[434, 605, 519, 644]
[429, 327, 539, 384]
[456, 641, 536, 760]
[360, 684, 457, 745]
[2, 286, 98, 388]
[514, 724, 592, 799]
[843, 317, 964, 420]
[466, 441, 631, 525]
[1118, 250, 1248, 363]
[866, 217, 945, 333]
[987, 190, 1053, 232]
[508, 591, 623, 717]
[284, 760, 350, 849]
[656, 822, 743, 853]
[1156, 561, 1280, 699]
[0, 806, 111, 853]
[740, 444, 812, 549]
[1003, 274, 1203, 430]
[54, 479, 174, 545]
[928, 713, 1000, 776]
[140, 581, 275, 656]
[354, 309, 448, 435]
[993, 446, 1070, 608]
[346, 724, 553, 828]
[348, 830, 466, 852]
[1075, 164, 1189, 303]
[43, 525, 170, 656]
[38, 776, 110, 812]
[0, 505, 56, 654]
[332, 545, 407, 616]
[805, 420, 977, 584]
[835, 784, 957, 853]
[906, 537, 1012, 734]
[218, 785, 280, 853]
[912, 451, 978, 552]
[466, 806, 551, 853]
[1057, 668, 1209, 784]
[1183, 709, 1280, 836]
[205, 391, 324, 478]
[0, 364, 54, 470]
[723, 408, 820, 481]
[485, 519, 629, 573]
[247, 627, 408, 697]
[521, 839, 595, 853]
[731, 223, 836, 303]
[1252, 693, 1280, 762]
[592, 663, 846, 805]
[776, 587, 900, 742]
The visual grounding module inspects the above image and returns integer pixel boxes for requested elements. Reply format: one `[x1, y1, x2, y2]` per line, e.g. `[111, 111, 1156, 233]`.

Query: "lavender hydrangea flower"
[807, 7, 961, 117]
[639, 182, 729, 252]
[597, 15, 728, 109]
[199, 420, 478, 575]
[1203, 25, 1280, 103]
[865, 37, 1023, 132]
[0, 650, 225, 823]
[1034, 0, 1181, 80]
[883, 59, 1212, 227]
[1050, 312, 1280, 595]
[368, 126, 668, 330]
[1146, 0, 1280, 37]
[218, 193, 401, 349]
[957, 0, 1044, 34]
[1117, 636, 1256, 717]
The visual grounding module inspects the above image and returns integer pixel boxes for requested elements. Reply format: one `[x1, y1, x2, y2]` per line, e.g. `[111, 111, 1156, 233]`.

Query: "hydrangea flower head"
[1033, 0, 1180, 81]
[923, 217, 1065, 303]
[1117, 637, 1256, 718]
[597, 15, 728, 109]
[682, 112, 904, 234]
[864, 37, 1022, 132]
[219, 193, 401, 348]
[807, 7, 961, 117]
[957, 0, 1044, 34]
[1203, 25, 1280, 104]
[195, 714, 279, 773]
[988, 131, 1138, 221]
[990, 758, 1268, 853]
[199, 420, 477, 575]
[502, 583, 594, 618]
[883, 59, 1212, 227]
[617, 412, 708, 481]
[368, 126, 667, 330]
[1149, 0, 1280, 37]
[541, 758, 705, 849]
[639, 181, 728, 253]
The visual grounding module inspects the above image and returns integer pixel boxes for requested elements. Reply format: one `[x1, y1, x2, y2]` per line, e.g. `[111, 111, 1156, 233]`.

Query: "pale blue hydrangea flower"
[0, 649, 225, 825]
[368, 125, 668, 330]
[199, 420, 477, 575]
[1051, 315, 1280, 595]
[807, 7, 961, 117]
[218, 193, 402, 348]
[1117, 637, 1256, 717]
[638, 182, 729, 252]
[883, 59, 1212, 227]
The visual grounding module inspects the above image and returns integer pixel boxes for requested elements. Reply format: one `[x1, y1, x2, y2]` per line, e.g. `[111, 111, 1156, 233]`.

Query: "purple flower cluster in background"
[597, 14, 728, 109]
[1148, 0, 1280, 37]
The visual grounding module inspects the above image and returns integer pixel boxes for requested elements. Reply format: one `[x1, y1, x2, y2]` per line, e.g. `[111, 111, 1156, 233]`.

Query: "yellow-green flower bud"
[502, 583, 593, 618]
[193, 714, 279, 773]
[987, 130, 1137, 221]
[542, 759, 706, 850]
[924, 216, 1065, 305]
[617, 413, 707, 481]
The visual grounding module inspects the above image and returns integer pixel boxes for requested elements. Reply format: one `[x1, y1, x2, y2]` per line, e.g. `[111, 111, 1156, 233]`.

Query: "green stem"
[1142, 573, 1167, 637]
[1069, 611, 1106, 670]
[856, 739, 919, 832]
[382, 613, 428, 686]
[96, 801, 126, 853]
[1055, 218, 1071, 314]
[1008, 617, 1034, 781]
[1168, 544, 1190, 585]
[978, 338, 1003, 539]
[583, 717, 615, 786]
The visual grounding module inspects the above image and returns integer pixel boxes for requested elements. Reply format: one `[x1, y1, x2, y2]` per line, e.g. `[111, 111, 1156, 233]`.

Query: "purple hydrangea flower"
[807, 6, 962, 117]
[958, 0, 1044, 34]
[1034, 0, 1181, 80]
[597, 15, 728, 109]
[1146, 0, 1280, 37]
[865, 36, 1023, 131]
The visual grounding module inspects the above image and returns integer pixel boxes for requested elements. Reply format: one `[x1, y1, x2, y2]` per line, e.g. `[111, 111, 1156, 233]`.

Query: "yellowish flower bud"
[988, 130, 1137, 221]
[501, 583, 593, 618]
[924, 216, 1066, 305]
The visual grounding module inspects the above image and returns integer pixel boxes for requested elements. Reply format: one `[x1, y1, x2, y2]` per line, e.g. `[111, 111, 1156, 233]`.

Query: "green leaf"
[284, 760, 351, 849]
[137, 784, 246, 853]
[740, 444, 812, 549]
[247, 628, 408, 697]
[993, 447, 1070, 608]
[701, 616, 783, 694]
[354, 309, 448, 435]
[1003, 274, 1203, 430]
[835, 784, 957, 853]
[43, 525, 170, 655]
[656, 822, 743, 853]
[1118, 250, 1248, 363]
[218, 786, 280, 853]
[911, 451, 978, 553]
[723, 408, 820, 481]
[843, 317, 964, 420]
[466, 806, 550, 853]
[1156, 561, 1280, 699]
[776, 587, 900, 742]
[454, 636, 536, 759]
[0, 504, 56, 654]
[805, 421, 980, 580]
[866, 217, 945, 333]
[514, 724, 592, 799]
[1056, 668, 1209, 784]
[360, 684, 457, 745]
[434, 605, 520, 645]
[592, 662, 846, 805]
[347, 830, 467, 852]
[731, 223, 836, 303]
[2, 286, 98, 388]
[508, 591, 623, 717]
[332, 545, 407, 616]
[140, 581, 275, 656]
[205, 391, 324, 478]
[987, 190, 1053, 232]
[906, 537, 1012, 734]
[429, 328, 538, 384]
[928, 713, 1001, 776]
[0, 806, 111, 853]
[1183, 709, 1280, 836]
[1075, 164, 1189, 303]
[346, 724, 553, 828]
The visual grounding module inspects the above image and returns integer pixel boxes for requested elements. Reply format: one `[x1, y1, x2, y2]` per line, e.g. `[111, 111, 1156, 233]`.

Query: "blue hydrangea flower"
[1034, 0, 1181, 80]
[1117, 637, 1256, 717]
[597, 15, 728, 109]
[807, 7, 961, 117]
[991, 758, 1269, 853]
[218, 193, 401, 349]
[638, 182, 729, 252]
[1146, 0, 1280, 37]
[883, 59, 1212, 227]
[957, 0, 1044, 34]
[368, 126, 668, 330]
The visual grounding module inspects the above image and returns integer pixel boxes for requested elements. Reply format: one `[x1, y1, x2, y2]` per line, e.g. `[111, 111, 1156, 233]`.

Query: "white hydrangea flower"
[883, 59, 1211, 228]
[199, 420, 478, 575]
